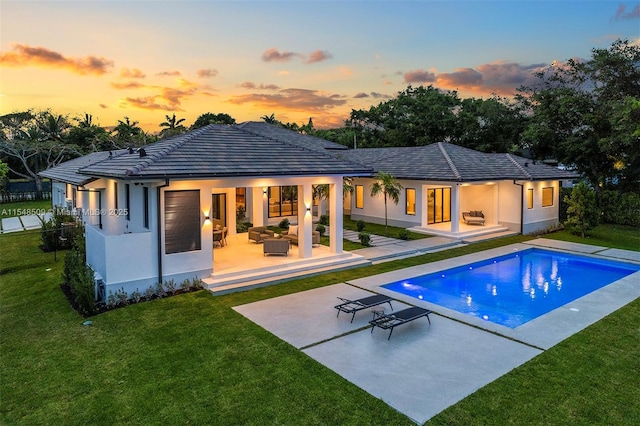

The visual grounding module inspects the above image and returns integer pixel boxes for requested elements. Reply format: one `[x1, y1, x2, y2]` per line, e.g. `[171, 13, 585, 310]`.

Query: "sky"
[1, 1, 639, 132]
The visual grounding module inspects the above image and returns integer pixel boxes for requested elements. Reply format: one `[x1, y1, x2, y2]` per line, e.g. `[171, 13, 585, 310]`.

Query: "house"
[337, 143, 579, 236]
[41, 123, 372, 298]
[41, 123, 578, 298]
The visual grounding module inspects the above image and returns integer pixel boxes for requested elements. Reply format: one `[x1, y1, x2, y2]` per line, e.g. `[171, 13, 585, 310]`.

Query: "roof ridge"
[437, 142, 462, 181]
[505, 153, 532, 179]
[124, 126, 209, 176]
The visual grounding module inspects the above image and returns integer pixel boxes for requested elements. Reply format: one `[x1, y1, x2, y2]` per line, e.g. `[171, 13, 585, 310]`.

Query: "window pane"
[443, 188, 451, 222]
[527, 188, 533, 209]
[406, 188, 416, 215]
[355, 185, 364, 209]
[435, 188, 442, 222]
[542, 187, 553, 207]
[427, 189, 435, 224]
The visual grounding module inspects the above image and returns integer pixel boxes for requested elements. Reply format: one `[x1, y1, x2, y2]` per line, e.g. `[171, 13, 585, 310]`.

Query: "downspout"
[513, 180, 524, 234]
[156, 178, 170, 284]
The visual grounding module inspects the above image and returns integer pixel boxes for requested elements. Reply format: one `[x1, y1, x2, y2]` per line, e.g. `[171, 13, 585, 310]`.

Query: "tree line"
[1, 39, 638, 195]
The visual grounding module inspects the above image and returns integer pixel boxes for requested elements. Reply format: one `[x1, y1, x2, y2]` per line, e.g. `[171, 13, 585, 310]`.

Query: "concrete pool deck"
[232, 239, 639, 423]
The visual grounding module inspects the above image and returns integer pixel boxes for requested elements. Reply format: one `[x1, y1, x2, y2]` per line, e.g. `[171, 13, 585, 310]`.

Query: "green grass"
[343, 215, 430, 240]
[544, 223, 640, 251]
[0, 199, 52, 220]
[1, 225, 638, 425]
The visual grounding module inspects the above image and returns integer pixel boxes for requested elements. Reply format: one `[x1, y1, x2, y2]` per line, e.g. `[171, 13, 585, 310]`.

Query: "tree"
[517, 39, 640, 191]
[370, 171, 403, 235]
[68, 113, 111, 153]
[347, 85, 461, 148]
[261, 113, 279, 125]
[111, 116, 144, 147]
[564, 182, 599, 237]
[0, 110, 77, 196]
[190, 112, 236, 129]
[0, 160, 8, 193]
[159, 113, 186, 139]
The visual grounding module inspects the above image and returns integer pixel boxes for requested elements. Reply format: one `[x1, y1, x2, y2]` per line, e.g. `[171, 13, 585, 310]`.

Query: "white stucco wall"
[522, 180, 561, 234]
[497, 181, 522, 232]
[349, 177, 423, 228]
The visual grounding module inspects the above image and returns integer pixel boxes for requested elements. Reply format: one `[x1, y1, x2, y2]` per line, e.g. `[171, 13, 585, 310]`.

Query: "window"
[165, 190, 201, 254]
[114, 182, 118, 209]
[527, 188, 533, 209]
[405, 188, 416, 215]
[235, 187, 246, 213]
[143, 187, 149, 229]
[268, 186, 298, 217]
[542, 187, 554, 207]
[355, 185, 364, 209]
[125, 184, 130, 220]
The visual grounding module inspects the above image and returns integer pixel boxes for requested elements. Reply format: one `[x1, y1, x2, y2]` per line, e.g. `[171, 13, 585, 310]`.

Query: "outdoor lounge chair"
[335, 294, 393, 323]
[462, 210, 485, 225]
[369, 306, 432, 340]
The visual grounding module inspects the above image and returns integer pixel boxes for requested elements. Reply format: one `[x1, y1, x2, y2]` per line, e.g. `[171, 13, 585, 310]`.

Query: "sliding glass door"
[427, 187, 451, 224]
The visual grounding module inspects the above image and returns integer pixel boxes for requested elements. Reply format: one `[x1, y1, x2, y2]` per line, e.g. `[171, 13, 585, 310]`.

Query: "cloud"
[120, 68, 145, 78]
[228, 88, 347, 112]
[262, 48, 298, 62]
[612, 4, 640, 21]
[197, 68, 219, 78]
[353, 92, 391, 100]
[240, 82, 280, 90]
[436, 67, 484, 89]
[0, 43, 113, 75]
[99, 104, 108, 109]
[122, 96, 180, 112]
[403, 69, 436, 83]
[339, 66, 353, 76]
[354, 92, 369, 98]
[111, 81, 145, 89]
[306, 50, 333, 64]
[157, 70, 181, 77]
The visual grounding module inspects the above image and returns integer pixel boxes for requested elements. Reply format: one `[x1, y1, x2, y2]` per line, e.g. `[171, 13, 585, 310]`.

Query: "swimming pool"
[383, 248, 640, 328]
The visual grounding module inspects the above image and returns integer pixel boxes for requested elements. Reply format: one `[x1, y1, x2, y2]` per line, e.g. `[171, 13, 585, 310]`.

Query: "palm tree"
[112, 116, 143, 147]
[370, 171, 403, 236]
[159, 113, 186, 138]
[261, 113, 278, 124]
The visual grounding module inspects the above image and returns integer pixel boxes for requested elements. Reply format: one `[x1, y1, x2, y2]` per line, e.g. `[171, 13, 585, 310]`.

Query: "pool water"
[383, 248, 639, 328]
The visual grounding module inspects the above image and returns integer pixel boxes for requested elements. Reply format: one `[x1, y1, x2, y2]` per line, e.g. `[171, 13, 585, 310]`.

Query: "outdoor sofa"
[248, 226, 275, 243]
[281, 225, 320, 246]
[263, 238, 290, 256]
[462, 210, 485, 225]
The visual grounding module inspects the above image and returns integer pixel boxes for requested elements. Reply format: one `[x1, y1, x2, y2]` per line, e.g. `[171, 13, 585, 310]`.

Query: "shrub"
[180, 279, 191, 292]
[398, 229, 410, 240]
[319, 214, 330, 225]
[278, 218, 290, 229]
[131, 289, 142, 304]
[114, 288, 128, 306]
[356, 220, 366, 232]
[164, 279, 176, 295]
[316, 224, 326, 236]
[40, 210, 79, 251]
[565, 182, 599, 237]
[598, 190, 640, 227]
[144, 286, 155, 300]
[63, 228, 97, 316]
[236, 205, 246, 222]
[358, 232, 371, 246]
[236, 221, 252, 233]
[190, 277, 204, 290]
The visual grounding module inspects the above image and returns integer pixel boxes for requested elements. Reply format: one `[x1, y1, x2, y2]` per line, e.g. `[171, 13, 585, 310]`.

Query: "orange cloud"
[157, 70, 182, 76]
[436, 68, 483, 89]
[120, 68, 145, 78]
[122, 96, 180, 112]
[197, 68, 219, 78]
[306, 50, 333, 64]
[262, 48, 298, 62]
[240, 82, 280, 90]
[403, 69, 436, 83]
[0, 43, 113, 75]
[111, 81, 145, 89]
[228, 88, 347, 112]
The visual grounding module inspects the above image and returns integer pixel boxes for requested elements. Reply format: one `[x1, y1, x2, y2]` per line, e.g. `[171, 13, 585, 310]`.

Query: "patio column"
[329, 177, 343, 254]
[298, 183, 313, 258]
[451, 184, 460, 233]
[251, 186, 267, 227]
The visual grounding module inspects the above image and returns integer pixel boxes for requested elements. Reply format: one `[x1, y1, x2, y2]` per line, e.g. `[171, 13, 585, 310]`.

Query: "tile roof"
[338, 142, 580, 182]
[74, 124, 370, 180]
[39, 150, 127, 185]
[238, 121, 348, 153]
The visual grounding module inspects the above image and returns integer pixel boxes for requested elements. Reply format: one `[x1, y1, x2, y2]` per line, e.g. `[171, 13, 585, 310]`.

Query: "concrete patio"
[232, 240, 640, 423]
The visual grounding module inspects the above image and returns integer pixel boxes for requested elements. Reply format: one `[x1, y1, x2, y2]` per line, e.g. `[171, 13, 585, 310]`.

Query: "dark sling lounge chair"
[335, 294, 393, 323]
[369, 306, 432, 340]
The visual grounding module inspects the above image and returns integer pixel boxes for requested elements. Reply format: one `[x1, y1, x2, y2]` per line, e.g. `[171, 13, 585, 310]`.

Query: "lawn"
[1, 225, 638, 425]
[0, 199, 52, 220]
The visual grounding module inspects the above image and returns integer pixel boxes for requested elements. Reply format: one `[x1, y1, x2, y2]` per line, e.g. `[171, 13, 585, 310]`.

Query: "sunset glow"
[1, 1, 638, 132]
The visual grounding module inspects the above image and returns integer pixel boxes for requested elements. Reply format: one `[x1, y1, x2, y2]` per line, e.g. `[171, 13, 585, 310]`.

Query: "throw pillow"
[289, 225, 298, 236]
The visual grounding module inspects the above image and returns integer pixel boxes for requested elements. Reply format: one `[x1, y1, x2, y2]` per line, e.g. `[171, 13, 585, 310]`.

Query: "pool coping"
[347, 239, 640, 350]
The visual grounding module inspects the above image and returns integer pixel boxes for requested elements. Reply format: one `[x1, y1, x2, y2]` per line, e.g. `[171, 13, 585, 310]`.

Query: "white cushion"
[289, 225, 298, 236]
